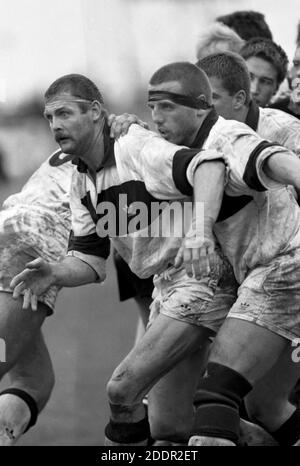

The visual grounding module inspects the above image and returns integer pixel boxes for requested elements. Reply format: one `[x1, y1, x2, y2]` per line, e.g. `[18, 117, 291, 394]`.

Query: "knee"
[106, 369, 134, 405]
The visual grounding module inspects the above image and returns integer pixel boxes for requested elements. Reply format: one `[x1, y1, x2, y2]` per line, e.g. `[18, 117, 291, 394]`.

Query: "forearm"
[263, 152, 300, 189]
[52, 256, 100, 287]
[175, 160, 225, 277]
[193, 161, 225, 231]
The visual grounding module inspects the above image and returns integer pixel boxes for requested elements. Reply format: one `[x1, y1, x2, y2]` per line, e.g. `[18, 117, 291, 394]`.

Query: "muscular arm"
[175, 160, 225, 278]
[50, 256, 99, 287]
[263, 151, 300, 188]
[10, 255, 104, 308]
[193, 160, 225, 232]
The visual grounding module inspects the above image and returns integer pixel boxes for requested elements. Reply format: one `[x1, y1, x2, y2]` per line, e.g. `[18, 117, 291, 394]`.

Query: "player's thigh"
[111, 313, 211, 393]
[246, 343, 300, 409]
[210, 317, 288, 383]
[148, 342, 211, 437]
[0, 293, 47, 374]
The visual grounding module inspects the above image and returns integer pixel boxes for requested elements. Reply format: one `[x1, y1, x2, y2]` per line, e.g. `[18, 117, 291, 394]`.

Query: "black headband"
[148, 90, 212, 110]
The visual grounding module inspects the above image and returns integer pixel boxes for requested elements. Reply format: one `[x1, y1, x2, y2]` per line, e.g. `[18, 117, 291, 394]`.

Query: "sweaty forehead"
[148, 80, 183, 94]
[44, 92, 89, 113]
[45, 91, 76, 104]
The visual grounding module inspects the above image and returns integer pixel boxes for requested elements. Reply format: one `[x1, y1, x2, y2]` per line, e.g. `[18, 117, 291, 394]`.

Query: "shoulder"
[261, 107, 300, 125]
[259, 107, 300, 145]
[207, 117, 261, 150]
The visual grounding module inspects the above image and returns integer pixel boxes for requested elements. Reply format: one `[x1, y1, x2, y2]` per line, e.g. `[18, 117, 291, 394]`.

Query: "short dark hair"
[149, 61, 212, 105]
[197, 52, 251, 105]
[44, 74, 104, 112]
[240, 38, 288, 86]
[216, 10, 273, 41]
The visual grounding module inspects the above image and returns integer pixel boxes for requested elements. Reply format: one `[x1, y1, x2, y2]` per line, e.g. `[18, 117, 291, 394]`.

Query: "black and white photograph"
[0, 0, 300, 451]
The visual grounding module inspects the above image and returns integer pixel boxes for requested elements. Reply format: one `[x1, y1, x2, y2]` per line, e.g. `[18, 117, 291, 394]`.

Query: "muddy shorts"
[149, 258, 237, 335]
[227, 249, 300, 341]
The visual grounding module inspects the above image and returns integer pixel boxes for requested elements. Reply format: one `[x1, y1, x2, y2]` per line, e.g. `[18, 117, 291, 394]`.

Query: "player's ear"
[233, 90, 247, 110]
[90, 100, 102, 122]
[196, 94, 212, 117]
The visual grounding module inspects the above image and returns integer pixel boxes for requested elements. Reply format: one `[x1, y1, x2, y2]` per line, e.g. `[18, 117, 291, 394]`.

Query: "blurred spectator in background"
[269, 21, 300, 119]
[240, 38, 288, 107]
[196, 22, 244, 61]
[216, 10, 273, 41]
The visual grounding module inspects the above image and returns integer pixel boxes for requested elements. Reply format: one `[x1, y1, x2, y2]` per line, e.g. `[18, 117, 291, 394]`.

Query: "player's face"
[208, 76, 236, 119]
[245, 56, 278, 107]
[148, 81, 200, 146]
[44, 92, 95, 156]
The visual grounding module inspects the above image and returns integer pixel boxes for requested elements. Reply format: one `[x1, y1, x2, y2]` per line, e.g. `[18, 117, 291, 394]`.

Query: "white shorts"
[149, 258, 237, 335]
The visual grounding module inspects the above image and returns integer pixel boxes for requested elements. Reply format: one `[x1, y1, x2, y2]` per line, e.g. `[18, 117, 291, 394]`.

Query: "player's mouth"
[251, 96, 262, 106]
[56, 135, 70, 144]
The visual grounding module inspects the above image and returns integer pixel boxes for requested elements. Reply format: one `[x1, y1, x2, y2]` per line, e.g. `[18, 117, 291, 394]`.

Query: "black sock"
[192, 362, 252, 445]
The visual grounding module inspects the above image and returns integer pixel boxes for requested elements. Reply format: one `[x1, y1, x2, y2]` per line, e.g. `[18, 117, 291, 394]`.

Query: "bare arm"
[10, 255, 102, 309]
[263, 151, 300, 188]
[175, 160, 225, 278]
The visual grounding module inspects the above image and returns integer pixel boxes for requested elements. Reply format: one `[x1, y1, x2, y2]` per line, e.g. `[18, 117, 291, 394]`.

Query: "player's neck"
[82, 123, 105, 174]
[235, 105, 249, 123]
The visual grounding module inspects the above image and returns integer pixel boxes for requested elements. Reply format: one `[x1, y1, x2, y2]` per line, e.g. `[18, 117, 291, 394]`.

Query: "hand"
[174, 233, 222, 280]
[108, 113, 149, 139]
[10, 258, 55, 309]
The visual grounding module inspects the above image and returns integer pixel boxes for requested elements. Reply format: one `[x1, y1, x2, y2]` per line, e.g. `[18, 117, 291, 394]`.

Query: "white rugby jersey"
[1, 150, 73, 253]
[245, 100, 300, 155]
[68, 123, 223, 279]
[68, 116, 299, 283]
[205, 116, 300, 284]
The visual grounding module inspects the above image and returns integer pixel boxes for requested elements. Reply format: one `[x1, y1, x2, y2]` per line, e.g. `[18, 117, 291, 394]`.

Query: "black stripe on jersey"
[49, 150, 74, 166]
[243, 141, 281, 191]
[172, 109, 220, 195]
[80, 180, 168, 235]
[190, 108, 219, 149]
[68, 230, 110, 259]
[172, 150, 224, 196]
[172, 149, 203, 195]
[217, 193, 253, 222]
[81, 192, 98, 224]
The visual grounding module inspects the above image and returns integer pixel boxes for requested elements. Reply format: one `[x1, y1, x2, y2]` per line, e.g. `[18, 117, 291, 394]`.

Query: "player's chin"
[59, 139, 74, 152]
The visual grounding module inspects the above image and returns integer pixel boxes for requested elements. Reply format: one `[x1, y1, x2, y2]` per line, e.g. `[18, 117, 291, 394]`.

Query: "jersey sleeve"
[67, 170, 109, 281]
[262, 109, 300, 158]
[209, 132, 287, 194]
[115, 124, 225, 199]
